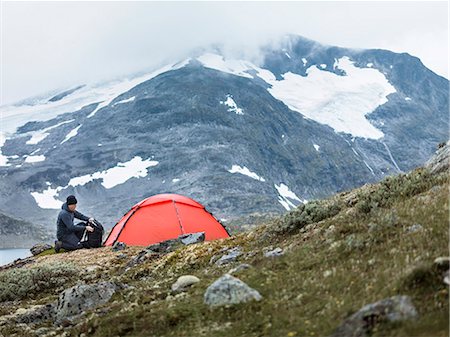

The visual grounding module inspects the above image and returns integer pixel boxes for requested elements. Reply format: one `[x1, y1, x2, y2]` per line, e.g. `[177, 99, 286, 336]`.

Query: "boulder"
[171, 275, 200, 293]
[215, 247, 242, 266]
[331, 295, 418, 337]
[111, 241, 127, 252]
[204, 274, 262, 307]
[264, 247, 284, 257]
[55, 282, 118, 324]
[30, 243, 52, 256]
[179, 232, 205, 245]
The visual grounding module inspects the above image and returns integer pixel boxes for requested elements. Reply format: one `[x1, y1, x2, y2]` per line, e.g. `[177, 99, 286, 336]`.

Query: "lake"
[0, 249, 31, 266]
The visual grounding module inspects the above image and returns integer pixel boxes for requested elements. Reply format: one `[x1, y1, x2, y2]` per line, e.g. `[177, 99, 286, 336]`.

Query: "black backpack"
[80, 219, 104, 248]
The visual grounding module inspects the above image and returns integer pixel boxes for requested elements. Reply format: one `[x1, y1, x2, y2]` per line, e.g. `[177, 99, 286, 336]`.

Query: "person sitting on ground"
[54, 195, 95, 252]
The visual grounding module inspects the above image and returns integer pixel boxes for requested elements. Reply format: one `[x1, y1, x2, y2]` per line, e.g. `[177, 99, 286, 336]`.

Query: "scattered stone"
[406, 224, 423, 233]
[30, 243, 53, 256]
[331, 295, 418, 337]
[264, 247, 284, 258]
[215, 247, 242, 266]
[111, 241, 127, 252]
[228, 264, 252, 275]
[171, 275, 200, 293]
[55, 282, 118, 324]
[433, 257, 450, 270]
[204, 274, 262, 307]
[179, 232, 205, 245]
[444, 270, 450, 285]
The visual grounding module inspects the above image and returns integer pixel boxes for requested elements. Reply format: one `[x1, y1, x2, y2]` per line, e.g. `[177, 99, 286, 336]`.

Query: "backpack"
[80, 219, 104, 248]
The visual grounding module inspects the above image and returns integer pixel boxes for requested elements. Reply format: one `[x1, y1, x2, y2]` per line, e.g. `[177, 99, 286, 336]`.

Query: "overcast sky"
[1, 1, 448, 105]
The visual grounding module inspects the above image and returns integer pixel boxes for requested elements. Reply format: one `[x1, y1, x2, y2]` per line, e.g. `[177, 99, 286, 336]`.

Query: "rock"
[444, 270, 450, 285]
[433, 257, 450, 270]
[433, 257, 450, 285]
[171, 275, 200, 293]
[426, 140, 449, 174]
[55, 282, 117, 324]
[215, 247, 242, 266]
[228, 263, 252, 275]
[30, 243, 52, 256]
[111, 241, 127, 251]
[330, 295, 418, 337]
[147, 238, 181, 253]
[204, 274, 262, 307]
[264, 247, 284, 258]
[124, 249, 160, 271]
[405, 223, 423, 233]
[179, 232, 205, 245]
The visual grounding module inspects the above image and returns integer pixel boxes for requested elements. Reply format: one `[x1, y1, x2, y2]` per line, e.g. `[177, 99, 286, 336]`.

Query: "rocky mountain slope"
[0, 35, 448, 239]
[0, 212, 51, 249]
[0, 142, 447, 337]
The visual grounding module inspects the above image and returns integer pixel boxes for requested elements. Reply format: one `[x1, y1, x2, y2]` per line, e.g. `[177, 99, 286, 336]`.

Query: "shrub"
[0, 262, 78, 301]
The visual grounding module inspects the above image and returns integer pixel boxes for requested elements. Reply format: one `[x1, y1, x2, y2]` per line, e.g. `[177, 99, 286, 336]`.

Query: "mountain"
[0, 34, 448, 237]
[0, 212, 51, 248]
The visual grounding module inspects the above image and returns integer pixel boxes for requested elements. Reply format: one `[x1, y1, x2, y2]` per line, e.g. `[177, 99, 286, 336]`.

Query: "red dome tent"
[104, 193, 229, 246]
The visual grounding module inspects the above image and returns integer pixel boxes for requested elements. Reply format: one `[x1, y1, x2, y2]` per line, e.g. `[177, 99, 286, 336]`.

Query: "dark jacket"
[56, 202, 90, 240]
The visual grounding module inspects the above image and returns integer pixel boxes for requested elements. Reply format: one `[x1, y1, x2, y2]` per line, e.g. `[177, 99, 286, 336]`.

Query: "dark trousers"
[61, 224, 86, 251]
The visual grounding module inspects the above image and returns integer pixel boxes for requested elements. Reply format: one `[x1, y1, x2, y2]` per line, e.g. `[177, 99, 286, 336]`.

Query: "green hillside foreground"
[0, 144, 448, 337]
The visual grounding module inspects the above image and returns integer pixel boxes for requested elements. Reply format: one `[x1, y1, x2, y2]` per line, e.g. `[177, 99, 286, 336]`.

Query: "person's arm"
[74, 210, 90, 222]
[62, 212, 86, 232]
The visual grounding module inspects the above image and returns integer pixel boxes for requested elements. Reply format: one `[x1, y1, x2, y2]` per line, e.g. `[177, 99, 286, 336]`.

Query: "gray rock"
[264, 247, 284, 257]
[215, 247, 242, 266]
[444, 270, 450, 285]
[433, 256, 450, 270]
[179, 232, 205, 245]
[55, 282, 117, 324]
[171, 275, 200, 293]
[331, 295, 418, 337]
[426, 141, 449, 175]
[228, 263, 252, 275]
[111, 241, 127, 251]
[204, 274, 262, 307]
[30, 243, 52, 256]
[406, 223, 423, 233]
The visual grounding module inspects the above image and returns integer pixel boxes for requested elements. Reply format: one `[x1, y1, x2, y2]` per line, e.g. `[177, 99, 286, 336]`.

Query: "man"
[55, 195, 95, 252]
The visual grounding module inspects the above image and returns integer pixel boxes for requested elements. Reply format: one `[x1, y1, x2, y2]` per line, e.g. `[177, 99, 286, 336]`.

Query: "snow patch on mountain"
[114, 96, 136, 105]
[220, 95, 244, 115]
[60, 125, 82, 144]
[197, 53, 254, 79]
[26, 119, 75, 145]
[265, 57, 396, 139]
[67, 156, 159, 189]
[196, 53, 395, 140]
[275, 183, 306, 211]
[31, 156, 159, 209]
[228, 165, 265, 182]
[24, 155, 46, 163]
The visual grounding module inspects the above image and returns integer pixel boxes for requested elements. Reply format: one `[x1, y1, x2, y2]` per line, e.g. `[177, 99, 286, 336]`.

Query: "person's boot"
[54, 240, 63, 253]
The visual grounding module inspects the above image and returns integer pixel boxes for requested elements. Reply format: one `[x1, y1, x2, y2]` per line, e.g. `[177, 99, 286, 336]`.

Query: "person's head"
[66, 195, 77, 212]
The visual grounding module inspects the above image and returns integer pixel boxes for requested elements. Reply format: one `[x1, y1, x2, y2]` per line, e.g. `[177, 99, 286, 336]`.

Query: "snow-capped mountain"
[0, 34, 448, 234]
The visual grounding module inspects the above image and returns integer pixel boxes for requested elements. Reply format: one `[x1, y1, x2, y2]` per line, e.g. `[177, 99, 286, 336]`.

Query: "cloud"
[1, 1, 448, 105]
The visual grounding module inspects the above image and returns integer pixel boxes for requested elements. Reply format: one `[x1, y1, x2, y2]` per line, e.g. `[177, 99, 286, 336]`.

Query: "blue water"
[0, 249, 30, 266]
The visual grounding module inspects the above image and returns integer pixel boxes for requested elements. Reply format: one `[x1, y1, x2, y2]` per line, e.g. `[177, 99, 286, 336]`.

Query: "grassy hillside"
[0, 149, 448, 337]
